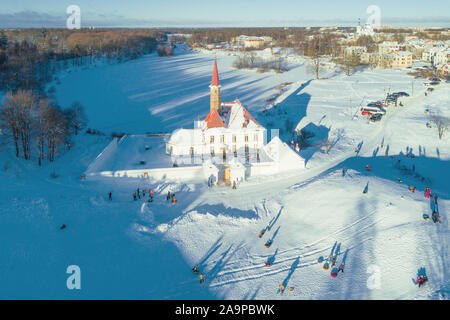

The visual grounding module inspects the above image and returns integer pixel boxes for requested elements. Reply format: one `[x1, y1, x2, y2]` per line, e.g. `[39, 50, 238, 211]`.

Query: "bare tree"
[0, 93, 21, 157]
[308, 55, 324, 80]
[0, 90, 36, 159]
[64, 101, 87, 135]
[43, 105, 68, 162]
[34, 98, 51, 166]
[430, 114, 449, 140]
[339, 53, 360, 76]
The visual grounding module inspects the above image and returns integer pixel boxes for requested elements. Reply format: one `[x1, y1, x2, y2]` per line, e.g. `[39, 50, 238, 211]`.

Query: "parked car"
[386, 95, 397, 104]
[395, 92, 410, 97]
[429, 81, 440, 86]
[361, 105, 386, 116]
[369, 114, 383, 122]
[367, 102, 383, 107]
[427, 88, 434, 92]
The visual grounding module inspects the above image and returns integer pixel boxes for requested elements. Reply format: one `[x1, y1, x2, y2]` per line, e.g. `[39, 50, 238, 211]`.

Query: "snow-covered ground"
[0, 49, 448, 299]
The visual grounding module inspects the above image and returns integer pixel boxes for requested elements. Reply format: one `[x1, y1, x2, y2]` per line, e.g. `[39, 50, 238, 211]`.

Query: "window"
[210, 135, 215, 143]
[222, 148, 227, 161]
[232, 135, 237, 143]
[210, 146, 215, 156]
[245, 135, 249, 142]
[220, 135, 225, 143]
[233, 145, 237, 157]
[169, 146, 173, 155]
[254, 133, 258, 141]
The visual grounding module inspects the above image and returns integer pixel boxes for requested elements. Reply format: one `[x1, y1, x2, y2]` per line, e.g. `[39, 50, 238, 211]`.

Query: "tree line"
[233, 53, 288, 73]
[0, 28, 165, 93]
[0, 90, 87, 165]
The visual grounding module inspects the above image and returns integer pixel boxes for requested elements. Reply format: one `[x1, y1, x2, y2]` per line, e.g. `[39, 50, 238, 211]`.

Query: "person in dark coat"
[109, 192, 112, 201]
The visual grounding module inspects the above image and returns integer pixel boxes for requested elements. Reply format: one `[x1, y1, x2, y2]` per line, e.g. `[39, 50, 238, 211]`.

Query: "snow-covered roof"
[222, 100, 260, 129]
[169, 128, 204, 145]
[263, 136, 304, 171]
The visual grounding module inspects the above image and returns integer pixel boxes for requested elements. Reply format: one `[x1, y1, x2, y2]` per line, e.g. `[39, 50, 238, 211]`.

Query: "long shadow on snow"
[259, 80, 312, 143]
[193, 203, 258, 220]
[320, 197, 377, 299]
[291, 154, 450, 200]
[298, 122, 331, 165]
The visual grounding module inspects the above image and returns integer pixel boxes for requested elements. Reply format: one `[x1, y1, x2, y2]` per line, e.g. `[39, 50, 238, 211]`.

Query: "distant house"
[233, 35, 268, 48]
[430, 49, 450, 66]
[343, 46, 367, 57]
[422, 47, 449, 65]
[360, 52, 379, 65]
[378, 51, 413, 68]
[437, 63, 449, 75]
[378, 41, 406, 55]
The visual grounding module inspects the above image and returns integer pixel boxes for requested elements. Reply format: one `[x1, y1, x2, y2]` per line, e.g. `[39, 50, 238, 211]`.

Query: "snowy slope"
[0, 49, 448, 299]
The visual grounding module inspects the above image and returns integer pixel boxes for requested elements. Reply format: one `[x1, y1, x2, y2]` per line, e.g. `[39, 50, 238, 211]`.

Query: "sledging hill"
[0, 49, 448, 299]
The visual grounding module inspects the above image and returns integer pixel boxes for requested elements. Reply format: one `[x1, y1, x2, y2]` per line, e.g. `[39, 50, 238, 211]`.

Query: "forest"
[0, 28, 166, 165]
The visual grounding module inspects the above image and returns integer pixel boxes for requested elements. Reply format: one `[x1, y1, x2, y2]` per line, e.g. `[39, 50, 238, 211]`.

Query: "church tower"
[210, 58, 221, 113]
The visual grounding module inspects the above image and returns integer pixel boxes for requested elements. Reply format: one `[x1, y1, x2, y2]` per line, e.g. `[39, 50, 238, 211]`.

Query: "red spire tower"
[209, 57, 221, 112]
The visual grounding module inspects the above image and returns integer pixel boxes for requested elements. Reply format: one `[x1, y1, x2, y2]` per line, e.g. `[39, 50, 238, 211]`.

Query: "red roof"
[204, 108, 225, 128]
[211, 58, 220, 87]
[243, 108, 259, 126]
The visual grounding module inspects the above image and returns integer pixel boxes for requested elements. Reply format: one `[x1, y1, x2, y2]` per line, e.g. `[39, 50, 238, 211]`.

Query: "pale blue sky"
[1, 0, 449, 28]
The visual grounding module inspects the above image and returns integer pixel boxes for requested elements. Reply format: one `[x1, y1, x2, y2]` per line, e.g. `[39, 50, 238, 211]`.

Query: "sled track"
[209, 235, 376, 288]
[222, 204, 380, 272]
[213, 215, 385, 280]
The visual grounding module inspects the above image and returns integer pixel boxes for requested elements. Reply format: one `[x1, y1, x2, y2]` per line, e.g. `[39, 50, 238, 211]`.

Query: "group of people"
[192, 265, 205, 284]
[132, 187, 155, 202]
[108, 187, 179, 204]
[166, 191, 177, 203]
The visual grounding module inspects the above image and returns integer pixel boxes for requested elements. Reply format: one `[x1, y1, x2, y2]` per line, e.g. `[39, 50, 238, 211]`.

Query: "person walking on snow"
[277, 284, 285, 295]
[108, 192, 112, 201]
[143, 188, 146, 196]
[338, 263, 344, 273]
[149, 189, 154, 197]
[425, 187, 431, 199]
[166, 191, 171, 201]
[133, 192, 137, 201]
[199, 273, 205, 284]
[417, 275, 428, 287]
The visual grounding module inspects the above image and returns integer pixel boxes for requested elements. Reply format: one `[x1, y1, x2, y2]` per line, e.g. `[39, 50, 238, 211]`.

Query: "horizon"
[1, 0, 449, 29]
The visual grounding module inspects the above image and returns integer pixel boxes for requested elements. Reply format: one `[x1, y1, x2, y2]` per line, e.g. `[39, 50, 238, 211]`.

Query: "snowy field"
[0, 48, 448, 299]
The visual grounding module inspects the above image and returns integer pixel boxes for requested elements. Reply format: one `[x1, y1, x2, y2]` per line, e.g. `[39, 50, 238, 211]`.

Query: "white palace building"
[85, 59, 304, 185]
